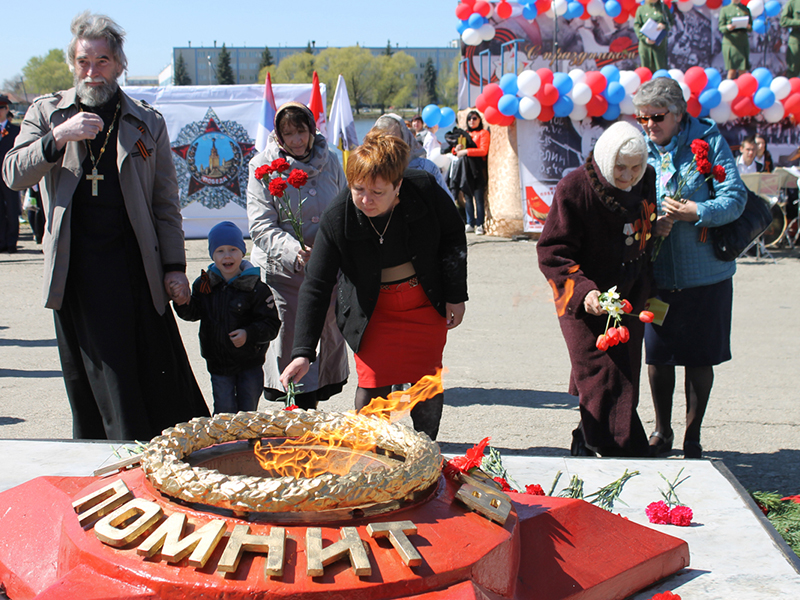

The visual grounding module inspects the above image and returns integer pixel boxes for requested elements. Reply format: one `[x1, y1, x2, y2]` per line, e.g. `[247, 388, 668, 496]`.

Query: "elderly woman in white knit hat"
[538, 121, 668, 457]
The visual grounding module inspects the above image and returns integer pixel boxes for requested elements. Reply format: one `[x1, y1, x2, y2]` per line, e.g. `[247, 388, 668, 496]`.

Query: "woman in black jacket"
[280, 132, 468, 439]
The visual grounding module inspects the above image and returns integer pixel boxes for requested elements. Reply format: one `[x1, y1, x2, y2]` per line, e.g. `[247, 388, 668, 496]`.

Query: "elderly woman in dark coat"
[538, 121, 662, 457]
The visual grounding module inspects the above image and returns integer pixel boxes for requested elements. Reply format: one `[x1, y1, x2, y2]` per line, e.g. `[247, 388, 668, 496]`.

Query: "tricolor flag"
[255, 72, 278, 152]
[308, 71, 327, 138]
[328, 74, 359, 169]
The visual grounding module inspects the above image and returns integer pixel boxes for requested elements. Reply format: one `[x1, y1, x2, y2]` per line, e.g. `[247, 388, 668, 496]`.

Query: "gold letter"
[72, 479, 133, 527]
[306, 527, 371, 577]
[94, 498, 163, 547]
[455, 474, 512, 525]
[218, 525, 286, 577]
[366, 521, 422, 567]
[136, 512, 227, 568]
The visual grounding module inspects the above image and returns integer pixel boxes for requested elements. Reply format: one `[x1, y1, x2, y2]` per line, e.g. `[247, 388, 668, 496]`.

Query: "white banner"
[123, 83, 327, 239]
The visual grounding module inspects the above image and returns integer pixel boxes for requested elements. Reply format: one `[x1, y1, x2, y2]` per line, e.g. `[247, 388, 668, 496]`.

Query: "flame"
[253, 369, 445, 478]
[547, 275, 577, 317]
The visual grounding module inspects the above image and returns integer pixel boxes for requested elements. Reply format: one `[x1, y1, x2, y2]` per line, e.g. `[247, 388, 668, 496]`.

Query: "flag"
[328, 74, 359, 169]
[308, 71, 327, 138]
[255, 72, 278, 152]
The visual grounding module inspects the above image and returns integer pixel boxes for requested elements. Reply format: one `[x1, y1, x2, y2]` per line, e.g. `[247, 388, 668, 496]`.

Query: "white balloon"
[771, 76, 792, 101]
[462, 28, 482, 46]
[517, 70, 542, 96]
[571, 82, 592, 105]
[679, 82, 691, 101]
[546, 7, 555, 17]
[619, 71, 641, 95]
[587, 0, 606, 16]
[718, 79, 739, 102]
[763, 100, 786, 123]
[677, 0, 693, 11]
[709, 101, 733, 123]
[691, 0, 705, 5]
[620, 95, 637, 115]
[569, 69, 586, 85]
[669, 69, 685, 83]
[509, 1, 525, 17]
[570, 104, 589, 121]
[748, 0, 764, 17]
[477, 22, 496, 41]
[554, 0, 568, 16]
[519, 96, 542, 120]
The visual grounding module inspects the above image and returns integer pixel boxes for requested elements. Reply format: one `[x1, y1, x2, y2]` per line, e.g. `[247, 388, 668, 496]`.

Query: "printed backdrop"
[123, 84, 326, 238]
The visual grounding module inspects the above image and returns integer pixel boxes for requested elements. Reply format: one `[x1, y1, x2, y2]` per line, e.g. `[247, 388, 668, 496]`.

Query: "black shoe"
[683, 440, 703, 459]
[570, 427, 595, 456]
[648, 431, 674, 457]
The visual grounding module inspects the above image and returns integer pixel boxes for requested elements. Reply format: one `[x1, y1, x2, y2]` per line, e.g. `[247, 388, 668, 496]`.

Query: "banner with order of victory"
[123, 84, 326, 239]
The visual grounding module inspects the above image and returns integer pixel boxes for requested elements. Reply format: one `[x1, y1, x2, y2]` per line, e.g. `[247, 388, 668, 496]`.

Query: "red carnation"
[525, 483, 546, 496]
[669, 505, 693, 527]
[268, 178, 288, 197]
[712, 165, 726, 183]
[696, 158, 712, 175]
[287, 169, 309, 189]
[448, 437, 491, 473]
[254, 164, 273, 180]
[649, 592, 682, 600]
[284, 404, 299, 411]
[271, 157, 291, 173]
[690, 139, 709, 159]
[646, 500, 671, 524]
[639, 310, 655, 323]
[494, 477, 515, 492]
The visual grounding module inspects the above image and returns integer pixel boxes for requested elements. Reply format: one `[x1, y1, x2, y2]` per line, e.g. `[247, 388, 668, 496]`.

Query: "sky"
[2, 1, 459, 87]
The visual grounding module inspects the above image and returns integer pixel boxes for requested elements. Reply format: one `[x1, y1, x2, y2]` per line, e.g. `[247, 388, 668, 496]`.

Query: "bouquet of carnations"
[254, 157, 310, 250]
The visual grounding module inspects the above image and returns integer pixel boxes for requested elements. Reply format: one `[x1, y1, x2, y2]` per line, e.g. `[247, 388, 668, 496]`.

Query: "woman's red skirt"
[355, 277, 447, 388]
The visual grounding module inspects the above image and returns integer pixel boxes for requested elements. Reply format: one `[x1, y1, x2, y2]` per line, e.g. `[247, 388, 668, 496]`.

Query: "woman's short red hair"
[345, 132, 409, 187]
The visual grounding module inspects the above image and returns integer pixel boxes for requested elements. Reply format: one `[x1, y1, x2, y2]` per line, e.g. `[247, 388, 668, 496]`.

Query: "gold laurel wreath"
[139, 410, 441, 513]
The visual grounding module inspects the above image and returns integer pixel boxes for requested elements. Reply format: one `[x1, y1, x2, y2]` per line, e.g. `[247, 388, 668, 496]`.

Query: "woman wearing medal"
[279, 132, 468, 440]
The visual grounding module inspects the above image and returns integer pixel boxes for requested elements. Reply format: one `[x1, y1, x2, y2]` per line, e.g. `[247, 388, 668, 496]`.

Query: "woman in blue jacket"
[632, 77, 747, 459]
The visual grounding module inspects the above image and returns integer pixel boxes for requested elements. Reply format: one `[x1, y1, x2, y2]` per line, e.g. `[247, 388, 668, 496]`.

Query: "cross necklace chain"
[82, 101, 121, 197]
[367, 204, 396, 245]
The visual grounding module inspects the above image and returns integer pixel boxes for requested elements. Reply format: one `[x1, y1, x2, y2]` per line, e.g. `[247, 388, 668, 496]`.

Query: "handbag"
[710, 188, 773, 261]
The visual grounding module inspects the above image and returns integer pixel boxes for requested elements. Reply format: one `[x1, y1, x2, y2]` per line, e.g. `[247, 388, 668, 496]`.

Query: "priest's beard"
[76, 76, 119, 107]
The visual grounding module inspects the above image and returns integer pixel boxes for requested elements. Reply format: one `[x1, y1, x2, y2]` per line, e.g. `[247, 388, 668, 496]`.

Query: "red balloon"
[482, 83, 504, 106]
[621, 0, 637, 9]
[538, 105, 555, 122]
[536, 0, 552, 13]
[784, 93, 800, 117]
[455, 3, 473, 20]
[684, 66, 708, 96]
[584, 71, 608, 95]
[461, 0, 476, 5]
[536, 83, 560, 106]
[474, 0, 491, 16]
[736, 74, 758, 98]
[732, 96, 755, 117]
[614, 11, 629, 24]
[496, 0, 513, 19]
[536, 68, 554, 86]
[706, 0, 722, 8]
[635, 67, 652, 84]
[484, 105, 504, 125]
[789, 78, 800, 95]
[586, 94, 609, 117]
[476, 93, 490, 114]
[497, 112, 516, 127]
[687, 94, 702, 118]
[580, 10, 591, 19]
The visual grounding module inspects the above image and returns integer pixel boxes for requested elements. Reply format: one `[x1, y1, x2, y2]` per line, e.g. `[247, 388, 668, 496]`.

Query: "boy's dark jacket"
[174, 261, 280, 376]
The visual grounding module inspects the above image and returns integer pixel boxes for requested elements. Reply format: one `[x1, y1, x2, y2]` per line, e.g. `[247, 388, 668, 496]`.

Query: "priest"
[2, 11, 209, 440]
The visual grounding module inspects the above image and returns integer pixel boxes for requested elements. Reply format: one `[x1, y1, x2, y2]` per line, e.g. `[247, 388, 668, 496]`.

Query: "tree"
[385, 40, 393, 57]
[438, 55, 461, 108]
[305, 42, 314, 55]
[373, 52, 415, 113]
[423, 57, 438, 105]
[272, 52, 315, 84]
[22, 49, 72, 95]
[216, 44, 235, 85]
[259, 47, 274, 70]
[314, 46, 379, 114]
[173, 54, 192, 86]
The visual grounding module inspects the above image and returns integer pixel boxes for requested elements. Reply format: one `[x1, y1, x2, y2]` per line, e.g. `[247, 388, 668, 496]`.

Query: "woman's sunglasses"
[635, 112, 669, 124]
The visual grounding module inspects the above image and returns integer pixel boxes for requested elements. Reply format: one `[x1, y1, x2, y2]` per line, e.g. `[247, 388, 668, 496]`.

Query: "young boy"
[174, 221, 280, 414]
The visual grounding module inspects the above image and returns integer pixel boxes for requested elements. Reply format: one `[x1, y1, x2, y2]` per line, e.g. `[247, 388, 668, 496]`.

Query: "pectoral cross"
[86, 168, 104, 196]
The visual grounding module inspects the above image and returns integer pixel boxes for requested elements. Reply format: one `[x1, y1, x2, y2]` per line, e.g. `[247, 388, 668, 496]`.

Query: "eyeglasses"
[467, 116, 479, 121]
[635, 112, 669, 125]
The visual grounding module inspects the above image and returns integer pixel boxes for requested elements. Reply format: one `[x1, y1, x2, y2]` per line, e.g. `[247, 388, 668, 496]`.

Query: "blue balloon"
[752, 67, 773, 88]
[703, 68, 722, 92]
[565, 1, 584, 19]
[553, 72, 573, 95]
[438, 107, 456, 129]
[553, 95, 574, 118]
[754, 87, 776, 109]
[653, 69, 671, 79]
[699, 88, 721, 109]
[765, 0, 781, 17]
[753, 17, 766, 34]
[602, 103, 621, 121]
[605, 0, 621, 17]
[722, 0, 731, 5]
[523, 3, 538, 19]
[456, 20, 470, 35]
[498, 94, 520, 117]
[421, 104, 441, 127]
[601, 65, 620, 84]
[604, 81, 625, 104]
[468, 13, 486, 29]
[699, 106, 710, 119]
[500, 73, 519, 95]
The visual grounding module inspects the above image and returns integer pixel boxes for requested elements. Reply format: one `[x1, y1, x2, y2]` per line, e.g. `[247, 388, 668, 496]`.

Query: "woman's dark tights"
[648, 365, 713, 444]
[355, 386, 444, 441]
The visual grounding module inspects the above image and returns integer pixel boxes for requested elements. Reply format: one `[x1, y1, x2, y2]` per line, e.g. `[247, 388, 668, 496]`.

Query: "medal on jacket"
[82, 101, 121, 196]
